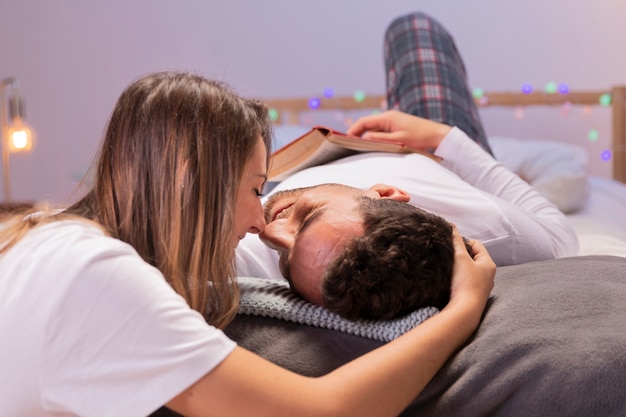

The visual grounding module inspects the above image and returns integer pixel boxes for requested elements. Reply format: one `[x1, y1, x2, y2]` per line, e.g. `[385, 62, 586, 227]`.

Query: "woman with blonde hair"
[0, 71, 494, 417]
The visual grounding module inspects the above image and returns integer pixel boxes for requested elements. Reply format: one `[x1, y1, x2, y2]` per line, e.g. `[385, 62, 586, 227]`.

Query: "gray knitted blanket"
[237, 277, 439, 342]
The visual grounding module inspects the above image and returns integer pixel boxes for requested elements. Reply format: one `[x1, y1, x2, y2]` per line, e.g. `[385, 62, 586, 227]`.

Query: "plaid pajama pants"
[384, 12, 493, 155]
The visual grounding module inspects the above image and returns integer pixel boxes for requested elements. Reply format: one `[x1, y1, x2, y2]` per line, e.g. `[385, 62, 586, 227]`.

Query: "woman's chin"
[232, 234, 245, 249]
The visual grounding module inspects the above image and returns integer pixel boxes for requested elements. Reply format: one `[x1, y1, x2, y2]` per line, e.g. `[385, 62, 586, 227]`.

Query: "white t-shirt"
[0, 220, 236, 417]
[236, 127, 578, 279]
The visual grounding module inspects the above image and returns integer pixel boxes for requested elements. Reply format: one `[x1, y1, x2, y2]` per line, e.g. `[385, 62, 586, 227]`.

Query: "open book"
[268, 126, 440, 182]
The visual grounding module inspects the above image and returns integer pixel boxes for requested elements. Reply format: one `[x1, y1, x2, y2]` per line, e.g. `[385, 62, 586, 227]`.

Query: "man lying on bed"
[235, 12, 579, 321]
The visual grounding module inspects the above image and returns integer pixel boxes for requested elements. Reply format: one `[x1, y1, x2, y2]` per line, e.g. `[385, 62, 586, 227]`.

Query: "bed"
[223, 87, 626, 416]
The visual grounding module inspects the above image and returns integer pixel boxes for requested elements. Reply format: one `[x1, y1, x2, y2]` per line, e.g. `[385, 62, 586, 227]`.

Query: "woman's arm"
[167, 230, 495, 417]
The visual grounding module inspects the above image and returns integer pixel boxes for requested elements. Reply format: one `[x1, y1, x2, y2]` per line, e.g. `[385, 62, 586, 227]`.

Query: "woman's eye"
[255, 188, 264, 197]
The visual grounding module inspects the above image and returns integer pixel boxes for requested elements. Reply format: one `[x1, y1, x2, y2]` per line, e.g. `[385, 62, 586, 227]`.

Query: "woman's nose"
[248, 203, 266, 234]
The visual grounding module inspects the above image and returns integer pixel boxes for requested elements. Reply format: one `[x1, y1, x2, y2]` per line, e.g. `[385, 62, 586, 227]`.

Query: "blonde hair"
[1, 72, 272, 329]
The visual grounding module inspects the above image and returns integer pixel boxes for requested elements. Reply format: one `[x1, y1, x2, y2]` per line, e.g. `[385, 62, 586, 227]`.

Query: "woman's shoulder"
[28, 217, 129, 253]
[8, 217, 146, 280]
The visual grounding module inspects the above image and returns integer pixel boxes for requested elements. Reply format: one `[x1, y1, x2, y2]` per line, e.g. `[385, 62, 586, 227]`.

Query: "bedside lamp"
[1, 77, 36, 202]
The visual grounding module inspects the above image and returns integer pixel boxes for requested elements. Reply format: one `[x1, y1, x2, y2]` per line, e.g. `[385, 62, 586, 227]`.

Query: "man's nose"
[259, 220, 294, 251]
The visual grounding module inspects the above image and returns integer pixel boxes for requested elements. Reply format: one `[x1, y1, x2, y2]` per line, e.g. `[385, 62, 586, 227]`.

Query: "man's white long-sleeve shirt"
[237, 127, 578, 279]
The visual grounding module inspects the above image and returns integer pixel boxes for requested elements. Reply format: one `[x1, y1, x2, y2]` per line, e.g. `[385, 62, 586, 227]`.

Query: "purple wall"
[1, 0, 622, 202]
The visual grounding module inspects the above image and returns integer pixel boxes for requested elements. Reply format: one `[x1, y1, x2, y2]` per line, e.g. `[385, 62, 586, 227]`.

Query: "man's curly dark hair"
[321, 197, 457, 321]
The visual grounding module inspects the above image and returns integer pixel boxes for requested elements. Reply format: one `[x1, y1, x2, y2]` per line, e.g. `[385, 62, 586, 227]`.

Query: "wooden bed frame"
[263, 86, 626, 184]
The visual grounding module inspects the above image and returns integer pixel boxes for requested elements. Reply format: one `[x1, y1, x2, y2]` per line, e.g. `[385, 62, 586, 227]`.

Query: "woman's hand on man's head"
[447, 227, 495, 313]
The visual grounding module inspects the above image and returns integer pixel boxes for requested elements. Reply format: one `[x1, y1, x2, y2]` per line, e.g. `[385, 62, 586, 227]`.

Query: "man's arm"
[435, 127, 578, 258]
[348, 111, 579, 259]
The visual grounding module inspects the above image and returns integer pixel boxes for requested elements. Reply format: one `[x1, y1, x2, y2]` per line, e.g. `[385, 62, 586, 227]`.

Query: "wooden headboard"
[263, 86, 626, 184]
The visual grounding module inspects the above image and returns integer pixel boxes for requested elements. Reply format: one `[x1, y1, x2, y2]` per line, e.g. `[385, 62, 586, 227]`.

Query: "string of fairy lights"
[472, 82, 614, 163]
[268, 83, 617, 164]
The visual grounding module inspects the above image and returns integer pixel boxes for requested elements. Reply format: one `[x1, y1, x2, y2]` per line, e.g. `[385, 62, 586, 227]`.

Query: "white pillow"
[489, 136, 590, 213]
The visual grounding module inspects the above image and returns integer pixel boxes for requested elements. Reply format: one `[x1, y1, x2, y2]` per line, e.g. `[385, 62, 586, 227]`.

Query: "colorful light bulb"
[353, 90, 366, 103]
[545, 82, 557, 94]
[308, 97, 321, 110]
[599, 94, 611, 106]
[521, 84, 533, 94]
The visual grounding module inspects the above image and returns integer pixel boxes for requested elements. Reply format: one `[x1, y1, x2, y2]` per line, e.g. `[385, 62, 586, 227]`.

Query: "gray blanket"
[225, 256, 626, 416]
[237, 276, 439, 342]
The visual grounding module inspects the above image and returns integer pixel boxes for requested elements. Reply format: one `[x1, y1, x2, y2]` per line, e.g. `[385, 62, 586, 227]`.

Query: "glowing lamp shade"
[7, 116, 35, 152]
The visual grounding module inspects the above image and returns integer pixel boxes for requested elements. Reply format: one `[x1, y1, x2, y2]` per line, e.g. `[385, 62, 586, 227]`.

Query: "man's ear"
[368, 184, 410, 202]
